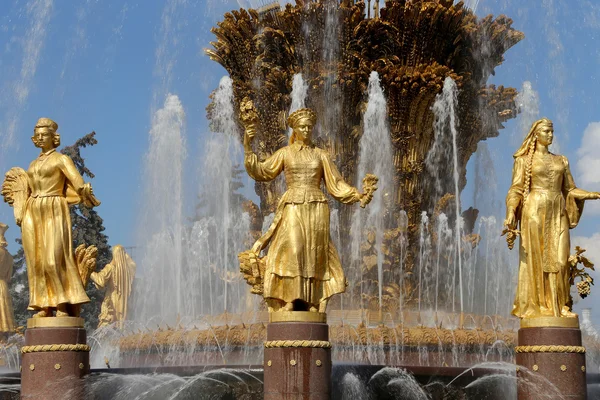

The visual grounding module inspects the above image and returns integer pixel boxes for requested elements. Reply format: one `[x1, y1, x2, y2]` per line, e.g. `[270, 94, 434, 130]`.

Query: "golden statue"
[504, 118, 600, 319]
[1, 118, 100, 318]
[0, 223, 16, 333]
[90, 245, 136, 328]
[239, 105, 377, 314]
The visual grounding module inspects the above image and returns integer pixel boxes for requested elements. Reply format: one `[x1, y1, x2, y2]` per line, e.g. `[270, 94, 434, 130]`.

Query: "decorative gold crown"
[35, 118, 58, 132]
[287, 108, 317, 129]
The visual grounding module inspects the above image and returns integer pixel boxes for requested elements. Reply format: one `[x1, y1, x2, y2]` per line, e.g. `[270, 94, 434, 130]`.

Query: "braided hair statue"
[504, 118, 600, 320]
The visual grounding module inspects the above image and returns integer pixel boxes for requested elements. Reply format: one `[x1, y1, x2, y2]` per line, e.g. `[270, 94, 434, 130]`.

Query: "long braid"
[523, 136, 537, 202]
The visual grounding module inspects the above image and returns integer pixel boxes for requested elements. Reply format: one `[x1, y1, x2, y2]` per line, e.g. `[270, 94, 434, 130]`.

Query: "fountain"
[2, 0, 600, 398]
[98, 0, 528, 375]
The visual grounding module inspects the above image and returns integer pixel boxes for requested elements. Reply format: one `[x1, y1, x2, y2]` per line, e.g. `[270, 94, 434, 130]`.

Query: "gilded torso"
[27, 150, 68, 198]
[529, 153, 567, 193]
[281, 144, 328, 204]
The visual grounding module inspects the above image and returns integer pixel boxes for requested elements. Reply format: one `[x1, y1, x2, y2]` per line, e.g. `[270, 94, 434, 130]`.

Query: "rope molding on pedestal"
[264, 340, 331, 349]
[21, 344, 91, 354]
[515, 345, 586, 354]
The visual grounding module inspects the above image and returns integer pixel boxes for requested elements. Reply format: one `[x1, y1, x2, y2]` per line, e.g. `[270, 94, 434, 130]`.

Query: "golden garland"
[21, 344, 91, 354]
[264, 340, 331, 349]
[515, 345, 585, 354]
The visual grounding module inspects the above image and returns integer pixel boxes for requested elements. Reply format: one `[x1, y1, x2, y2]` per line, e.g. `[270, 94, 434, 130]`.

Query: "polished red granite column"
[21, 317, 90, 400]
[516, 317, 586, 400]
[263, 312, 331, 400]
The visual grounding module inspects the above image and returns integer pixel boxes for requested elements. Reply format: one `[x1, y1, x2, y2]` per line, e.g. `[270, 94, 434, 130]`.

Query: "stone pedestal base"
[516, 317, 586, 400]
[21, 317, 90, 400]
[263, 313, 331, 400]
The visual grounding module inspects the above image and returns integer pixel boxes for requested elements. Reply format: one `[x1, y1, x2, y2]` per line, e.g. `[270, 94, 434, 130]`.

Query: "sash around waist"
[280, 187, 327, 204]
[30, 192, 63, 198]
[529, 188, 562, 194]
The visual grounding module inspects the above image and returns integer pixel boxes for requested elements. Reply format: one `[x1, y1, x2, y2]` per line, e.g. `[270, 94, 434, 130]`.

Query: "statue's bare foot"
[33, 310, 48, 318]
[309, 306, 318, 312]
[283, 302, 293, 311]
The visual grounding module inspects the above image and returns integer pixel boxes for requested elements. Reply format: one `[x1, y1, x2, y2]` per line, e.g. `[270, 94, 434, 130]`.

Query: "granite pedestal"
[20, 317, 89, 400]
[516, 317, 586, 400]
[263, 312, 331, 400]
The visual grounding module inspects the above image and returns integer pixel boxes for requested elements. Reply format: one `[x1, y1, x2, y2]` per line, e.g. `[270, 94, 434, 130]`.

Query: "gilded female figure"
[2, 118, 100, 318]
[505, 118, 600, 319]
[90, 245, 136, 328]
[0, 223, 15, 332]
[239, 108, 376, 313]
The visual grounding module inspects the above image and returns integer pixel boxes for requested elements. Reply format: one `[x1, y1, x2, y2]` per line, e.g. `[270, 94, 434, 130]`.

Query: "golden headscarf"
[111, 245, 136, 320]
[514, 118, 553, 158]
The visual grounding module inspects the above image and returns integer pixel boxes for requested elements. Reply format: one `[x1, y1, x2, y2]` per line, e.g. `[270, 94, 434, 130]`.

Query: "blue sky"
[1, 1, 600, 318]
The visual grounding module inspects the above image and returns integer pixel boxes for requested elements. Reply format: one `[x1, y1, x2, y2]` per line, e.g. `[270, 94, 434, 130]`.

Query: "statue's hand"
[79, 183, 101, 207]
[588, 191, 600, 200]
[244, 127, 256, 144]
[504, 211, 517, 230]
[359, 191, 374, 208]
[501, 211, 520, 250]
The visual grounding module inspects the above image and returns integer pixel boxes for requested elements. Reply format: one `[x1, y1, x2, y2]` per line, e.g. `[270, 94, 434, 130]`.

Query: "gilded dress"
[0, 246, 15, 332]
[244, 142, 361, 306]
[22, 149, 90, 310]
[506, 153, 583, 318]
[91, 246, 136, 327]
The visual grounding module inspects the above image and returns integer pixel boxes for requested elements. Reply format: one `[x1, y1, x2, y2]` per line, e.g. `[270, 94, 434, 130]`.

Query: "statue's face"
[33, 127, 55, 149]
[293, 118, 313, 142]
[536, 124, 554, 146]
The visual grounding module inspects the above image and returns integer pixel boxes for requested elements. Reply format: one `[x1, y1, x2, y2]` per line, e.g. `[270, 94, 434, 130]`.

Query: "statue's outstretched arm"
[321, 151, 361, 204]
[562, 156, 600, 201]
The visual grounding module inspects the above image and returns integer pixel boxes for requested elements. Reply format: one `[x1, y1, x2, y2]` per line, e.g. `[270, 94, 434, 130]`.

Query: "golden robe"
[244, 142, 360, 306]
[0, 247, 16, 332]
[506, 154, 583, 318]
[22, 149, 90, 310]
[91, 254, 135, 328]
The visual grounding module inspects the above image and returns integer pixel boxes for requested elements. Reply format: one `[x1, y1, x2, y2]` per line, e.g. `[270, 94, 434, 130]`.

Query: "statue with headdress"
[1, 118, 100, 318]
[90, 245, 136, 328]
[238, 101, 378, 314]
[504, 118, 600, 320]
[0, 223, 16, 334]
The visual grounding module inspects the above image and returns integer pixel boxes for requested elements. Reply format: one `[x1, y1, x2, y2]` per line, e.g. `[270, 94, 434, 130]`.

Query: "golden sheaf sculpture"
[504, 118, 600, 320]
[1, 118, 101, 318]
[0, 223, 16, 333]
[238, 105, 377, 314]
[90, 245, 136, 328]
